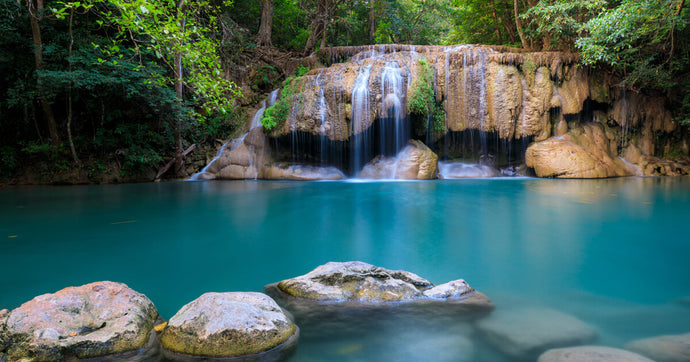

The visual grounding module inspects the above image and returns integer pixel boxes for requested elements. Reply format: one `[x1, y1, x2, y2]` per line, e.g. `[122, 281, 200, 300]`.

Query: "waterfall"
[316, 72, 328, 165]
[351, 64, 373, 173]
[620, 87, 630, 148]
[380, 61, 409, 156]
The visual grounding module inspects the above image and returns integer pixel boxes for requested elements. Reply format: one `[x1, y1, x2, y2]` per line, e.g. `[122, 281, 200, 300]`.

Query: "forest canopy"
[0, 0, 687, 182]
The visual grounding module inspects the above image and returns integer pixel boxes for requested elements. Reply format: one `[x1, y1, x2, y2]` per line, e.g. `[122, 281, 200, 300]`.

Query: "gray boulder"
[625, 333, 690, 362]
[2, 281, 158, 361]
[538, 346, 654, 362]
[0, 308, 8, 353]
[160, 292, 297, 358]
[476, 307, 598, 360]
[268, 261, 493, 310]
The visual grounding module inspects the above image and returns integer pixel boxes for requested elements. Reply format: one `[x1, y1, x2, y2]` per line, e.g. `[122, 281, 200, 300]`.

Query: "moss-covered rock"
[2, 281, 158, 361]
[160, 292, 296, 358]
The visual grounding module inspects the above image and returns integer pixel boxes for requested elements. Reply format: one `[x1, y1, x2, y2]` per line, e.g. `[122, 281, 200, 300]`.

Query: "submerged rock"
[437, 162, 499, 178]
[262, 164, 346, 180]
[625, 333, 690, 362]
[476, 307, 598, 360]
[538, 346, 654, 362]
[2, 281, 158, 361]
[526, 123, 633, 178]
[267, 261, 492, 310]
[358, 140, 438, 179]
[160, 292, 297, 358]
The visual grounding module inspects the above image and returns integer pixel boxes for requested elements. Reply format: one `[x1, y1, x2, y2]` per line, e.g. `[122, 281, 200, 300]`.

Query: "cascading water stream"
[351, 64, 373, 173]
[316, 71, 328, 165]
[380, 61, 409, 156]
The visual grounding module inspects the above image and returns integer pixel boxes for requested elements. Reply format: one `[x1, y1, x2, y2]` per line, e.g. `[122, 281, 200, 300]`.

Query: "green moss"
[261, 76, 301, 131]
[409, 59, 447, 137]
[523, 54, 537, 87]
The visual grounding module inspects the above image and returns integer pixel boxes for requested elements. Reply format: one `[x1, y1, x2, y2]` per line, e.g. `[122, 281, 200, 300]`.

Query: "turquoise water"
[1, 178, 689, 361]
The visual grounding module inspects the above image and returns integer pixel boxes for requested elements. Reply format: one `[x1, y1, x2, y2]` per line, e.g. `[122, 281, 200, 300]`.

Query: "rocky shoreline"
[1, 262, 687, 361]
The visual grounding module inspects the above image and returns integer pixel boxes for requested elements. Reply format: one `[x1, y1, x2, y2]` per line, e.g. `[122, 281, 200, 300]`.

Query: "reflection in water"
[0, 178, 689, 361]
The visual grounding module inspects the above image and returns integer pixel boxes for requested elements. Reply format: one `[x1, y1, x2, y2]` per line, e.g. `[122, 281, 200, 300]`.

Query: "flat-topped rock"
[625, 333, 690, 362]
[1, 281, 158, 361]
[476, 307, 598, 360]
[268, 261, 493, 311]
[538, 346, 654, 362]
[160, 292, 297, 358]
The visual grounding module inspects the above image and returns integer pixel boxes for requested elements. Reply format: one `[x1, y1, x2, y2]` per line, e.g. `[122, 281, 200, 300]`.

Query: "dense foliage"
[0, 0, 688, 183]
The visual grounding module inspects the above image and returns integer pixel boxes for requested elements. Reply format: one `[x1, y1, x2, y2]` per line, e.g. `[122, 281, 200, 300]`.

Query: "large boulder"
[267, 261, 492, 310]
[160, 292, 297, 358]
[2, 281, 158, 361]
[476, 307, 598, 360]
[359, 140, 438, 179]
[526, 123, 633, 178]
[538, 346, 654, 362]
[624, 333, 690, 362]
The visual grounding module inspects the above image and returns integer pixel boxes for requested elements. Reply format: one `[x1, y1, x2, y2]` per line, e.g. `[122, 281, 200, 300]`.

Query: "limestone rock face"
[526, 123, 633, 178]
[270, 261, 493, 311]
[160, 292, 297, 358]
[476, 308, 598, 360]
[624, 333, 690, 362]
[2, 281, 158, 361]
[538, 346, 654, 362]
[359, 140, 438, 179]
[557, 66, 590, 115]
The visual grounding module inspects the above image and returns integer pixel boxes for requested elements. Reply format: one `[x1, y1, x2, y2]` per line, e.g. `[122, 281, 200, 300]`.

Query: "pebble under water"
[1, 177, 689, 361]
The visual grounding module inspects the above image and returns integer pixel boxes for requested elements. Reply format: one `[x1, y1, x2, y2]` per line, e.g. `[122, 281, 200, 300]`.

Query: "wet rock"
[538, 346, 654, 362]
[526, 123, 633, 178]
[359, 140, 438, 179]
[476, 307, 598, 360]
[160, 292, 297, 358]
[2, 281, 158, 361]
[438, 162, 499, 178]
[275, 261, 431, 302]
[622, 144, 690, 176]
[625, 333, 690, 362]
[268, 261, 493, 311]
[262, 164, 345, 180]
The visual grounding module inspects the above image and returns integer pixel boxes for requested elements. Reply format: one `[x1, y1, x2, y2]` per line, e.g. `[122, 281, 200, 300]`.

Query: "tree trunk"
[303, 0, 327, 54]
[514, 0, 528, 49]
[491, 0, 502, 43]
[67, 7, 79, 165]
[174, 0, 187, 175]
[368, 0, 376, 43]
[258, 0, 273, 46]
[26, 0, 59, 146]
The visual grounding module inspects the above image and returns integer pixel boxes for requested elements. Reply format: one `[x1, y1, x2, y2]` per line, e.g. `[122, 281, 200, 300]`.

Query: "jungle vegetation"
[0, 0, 687, 182]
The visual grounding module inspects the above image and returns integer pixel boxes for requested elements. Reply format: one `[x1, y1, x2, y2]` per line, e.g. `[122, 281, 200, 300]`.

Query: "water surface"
[1, 178, 689, 360]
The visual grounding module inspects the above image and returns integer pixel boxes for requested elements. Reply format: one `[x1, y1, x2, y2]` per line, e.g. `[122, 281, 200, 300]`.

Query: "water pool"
[1, 178, 689, 360]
